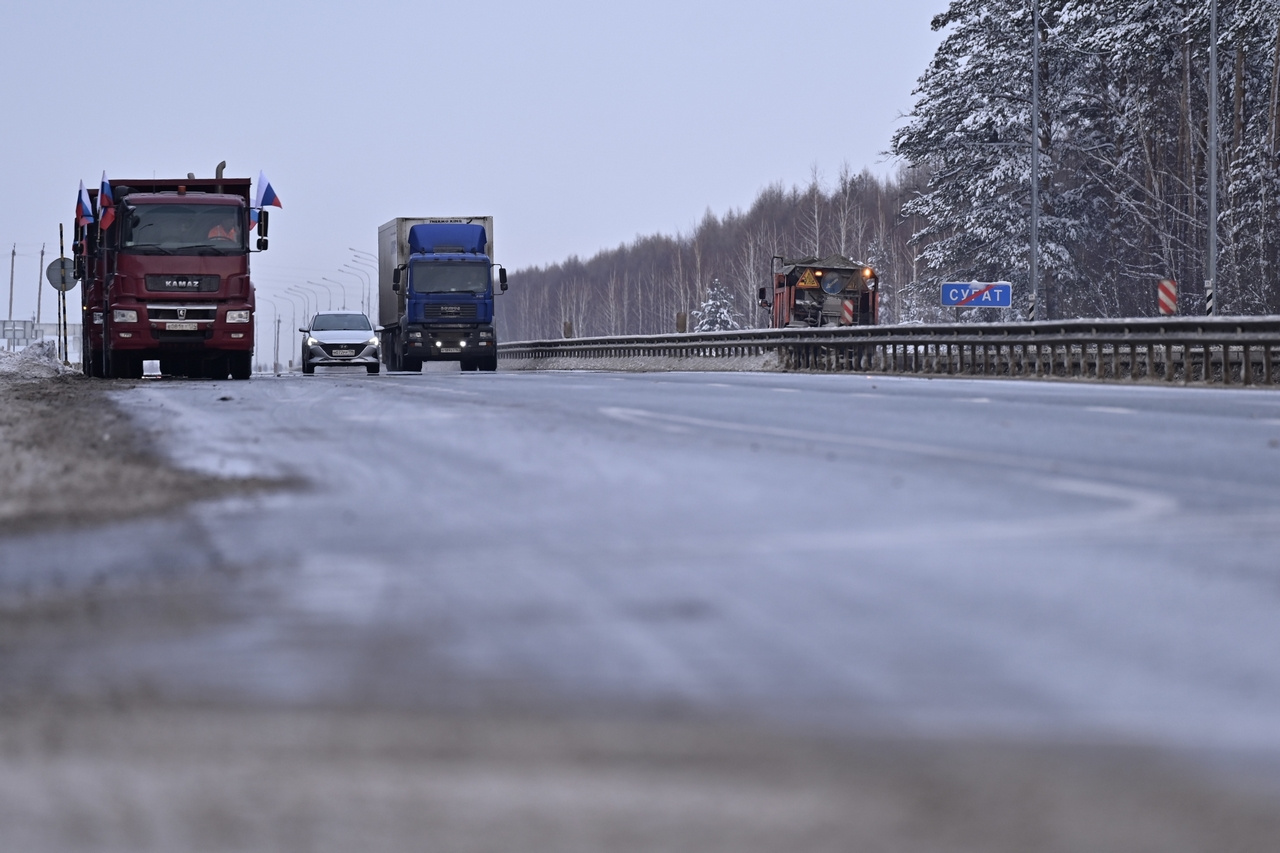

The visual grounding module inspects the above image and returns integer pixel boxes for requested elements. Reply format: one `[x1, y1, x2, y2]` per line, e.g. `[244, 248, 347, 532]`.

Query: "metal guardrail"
[498, 317, 1280, 386]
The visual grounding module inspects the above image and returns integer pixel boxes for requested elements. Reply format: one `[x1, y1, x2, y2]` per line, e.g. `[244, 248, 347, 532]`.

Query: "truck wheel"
[366, 363, 380, 375]
[460, 360, 477, 372]
[481, 354, 498, 372]
[230, 352, 252, 380]
[87, 348, 106, 378]
[403, 357, 422, 373]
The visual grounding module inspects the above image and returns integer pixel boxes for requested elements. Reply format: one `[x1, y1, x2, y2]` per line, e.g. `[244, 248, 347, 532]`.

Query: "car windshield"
[122, 204, 246, 254]
[311, 313, 372, 331]
[410, 261, 490, 294]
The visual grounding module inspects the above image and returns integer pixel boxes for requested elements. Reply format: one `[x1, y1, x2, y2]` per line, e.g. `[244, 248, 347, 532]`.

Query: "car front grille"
[321, 343, 368, 357]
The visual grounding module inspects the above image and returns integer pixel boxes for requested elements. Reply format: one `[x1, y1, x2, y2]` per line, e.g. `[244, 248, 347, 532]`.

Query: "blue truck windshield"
[410, 261, 490, 294]
[122, 204, 246, 254]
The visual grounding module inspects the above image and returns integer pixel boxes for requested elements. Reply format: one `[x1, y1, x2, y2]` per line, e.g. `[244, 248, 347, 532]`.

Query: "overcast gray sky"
[1, 0, 945, 323]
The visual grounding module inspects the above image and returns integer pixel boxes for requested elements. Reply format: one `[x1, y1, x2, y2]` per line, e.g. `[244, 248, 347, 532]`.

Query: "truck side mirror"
[257, 237, 268, 251]
[257, 209, 269, 237]
[758, 286, 771, 307]
[499, 268, 508, 285]
[392, 267, 401, 285]
[391, 282, 400, 293]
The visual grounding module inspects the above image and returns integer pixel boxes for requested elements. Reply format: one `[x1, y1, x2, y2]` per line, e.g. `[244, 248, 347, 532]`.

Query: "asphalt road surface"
[3, 367, 1280, 852]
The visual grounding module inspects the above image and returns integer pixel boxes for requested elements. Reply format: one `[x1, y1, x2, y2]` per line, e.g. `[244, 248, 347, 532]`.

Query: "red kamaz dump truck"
[75, 167, 269, 379]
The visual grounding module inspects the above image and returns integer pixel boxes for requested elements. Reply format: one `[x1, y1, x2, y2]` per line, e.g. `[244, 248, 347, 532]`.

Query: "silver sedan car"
[300, 311, 381, 375]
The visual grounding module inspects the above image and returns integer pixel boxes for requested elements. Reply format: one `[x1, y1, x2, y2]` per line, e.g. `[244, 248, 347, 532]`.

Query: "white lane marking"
[1086, 406, 1135, 415]
[771, 388, 799, 393]
[706, 383, 732, 388]
[954, 397, 991, 403]
[599, 406, 1013, 467]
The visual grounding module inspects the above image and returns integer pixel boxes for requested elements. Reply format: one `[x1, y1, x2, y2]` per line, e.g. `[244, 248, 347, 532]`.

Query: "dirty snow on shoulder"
[0, 340, 75, 380]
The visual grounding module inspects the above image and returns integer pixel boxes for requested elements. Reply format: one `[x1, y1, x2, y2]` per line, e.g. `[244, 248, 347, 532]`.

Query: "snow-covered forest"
[501, 0, 1280, 342]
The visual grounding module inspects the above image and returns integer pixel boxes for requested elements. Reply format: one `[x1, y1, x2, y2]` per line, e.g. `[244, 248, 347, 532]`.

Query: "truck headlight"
[408, 331, 423, 339]
[227, 310, 251, 324]
[478, 331, 493, 339]
[113, 309, 138, 323]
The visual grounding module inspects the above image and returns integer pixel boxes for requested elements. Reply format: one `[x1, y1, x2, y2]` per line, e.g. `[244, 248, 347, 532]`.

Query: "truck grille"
[149, 305, 218, 321]
[145, 275, 220, 293]
[423, 304, 477, 319]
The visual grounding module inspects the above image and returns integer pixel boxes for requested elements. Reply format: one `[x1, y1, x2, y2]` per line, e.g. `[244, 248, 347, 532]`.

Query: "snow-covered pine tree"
[690, 278, 742, 332]
[892, 0, 1108, 320]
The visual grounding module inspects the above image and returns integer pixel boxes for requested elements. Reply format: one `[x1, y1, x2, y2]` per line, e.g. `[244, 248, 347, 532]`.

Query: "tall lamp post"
[307, 280, 334, 310]
[286, 286, 314, 323]
[1029, 0, 1040, 321]
[321, 277, 351, 310]
[349, 250, 377, 317]
[1207, 0, 1218, 315]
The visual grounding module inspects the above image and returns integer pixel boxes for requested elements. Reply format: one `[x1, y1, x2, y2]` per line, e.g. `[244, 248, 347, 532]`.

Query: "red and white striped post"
[1157, 279, 1178, 315]
[841, 299, 855, 325]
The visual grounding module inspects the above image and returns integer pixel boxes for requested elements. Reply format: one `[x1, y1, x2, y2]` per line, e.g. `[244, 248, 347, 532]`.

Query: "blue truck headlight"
[113, 309, 138, 323]
[227, 310, 252, 324]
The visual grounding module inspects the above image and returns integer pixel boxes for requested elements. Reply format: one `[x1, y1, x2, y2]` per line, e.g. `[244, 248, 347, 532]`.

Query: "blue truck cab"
[378, 217, 507, 372]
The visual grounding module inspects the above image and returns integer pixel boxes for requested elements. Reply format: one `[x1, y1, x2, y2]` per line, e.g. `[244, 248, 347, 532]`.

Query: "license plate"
[166, 322, 198, 331]
[441, 347, 462, 353]
[332, 349, 355, 357]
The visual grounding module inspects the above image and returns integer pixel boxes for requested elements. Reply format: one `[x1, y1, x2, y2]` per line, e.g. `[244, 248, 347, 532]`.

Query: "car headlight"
[306, 337, 318, 347]
[113, 309, 138, 323]
[366, 336, 378, 346]
[227, 310, 252, 324]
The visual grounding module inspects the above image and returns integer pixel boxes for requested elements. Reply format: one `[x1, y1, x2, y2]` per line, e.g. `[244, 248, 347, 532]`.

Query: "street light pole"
[307, 280, 334, 310]
[1207, 0, 1218, 315]
[321, 277, 351, 310]
[1029, 0, 1040, 321]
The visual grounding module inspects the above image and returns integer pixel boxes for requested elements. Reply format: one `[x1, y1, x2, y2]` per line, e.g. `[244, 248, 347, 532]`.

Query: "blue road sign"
[941, 281, 1013, 308]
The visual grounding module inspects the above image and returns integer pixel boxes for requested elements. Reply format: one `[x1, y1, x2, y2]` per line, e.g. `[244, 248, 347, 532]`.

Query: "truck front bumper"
[404, 325, 496, 360]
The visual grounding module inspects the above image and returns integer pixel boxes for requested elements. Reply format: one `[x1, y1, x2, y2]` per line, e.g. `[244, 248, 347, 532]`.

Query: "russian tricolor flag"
[98, 171, 116, 231]
[254, 171, 282, 209]
[76, 180, 95, 227]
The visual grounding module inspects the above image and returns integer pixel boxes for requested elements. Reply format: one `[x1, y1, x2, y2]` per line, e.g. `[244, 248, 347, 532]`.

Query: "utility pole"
[1029, 0, 1040, 321]
[7, 244, 14, 321]
[275, 315, 281, 374]
[36, 243, 45, 325]
[1206, 0, 1219, 315]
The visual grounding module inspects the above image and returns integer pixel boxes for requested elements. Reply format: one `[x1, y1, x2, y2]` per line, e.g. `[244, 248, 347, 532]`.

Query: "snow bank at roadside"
[0, 340, 77, 380]
[500, 352, 782, 373]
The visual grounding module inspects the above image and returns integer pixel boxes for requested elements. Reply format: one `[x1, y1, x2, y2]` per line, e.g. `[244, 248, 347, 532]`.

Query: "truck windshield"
[121, 204, 246, 255]
[410, 262, 490, 294]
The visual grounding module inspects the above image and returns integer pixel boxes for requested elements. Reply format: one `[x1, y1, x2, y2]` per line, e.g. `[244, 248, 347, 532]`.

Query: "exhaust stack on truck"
[377, 217, 507, 372]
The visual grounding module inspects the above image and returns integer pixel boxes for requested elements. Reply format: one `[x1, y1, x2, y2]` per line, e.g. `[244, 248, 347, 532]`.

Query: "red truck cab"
[77, 177, 259, 379]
